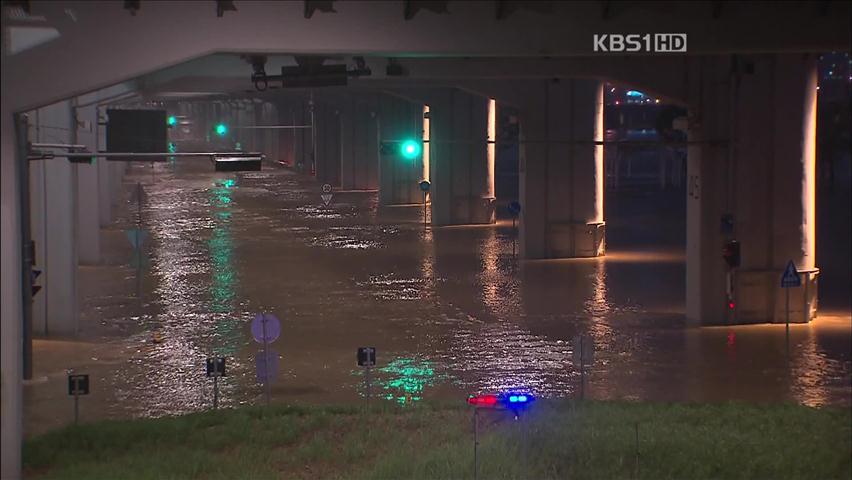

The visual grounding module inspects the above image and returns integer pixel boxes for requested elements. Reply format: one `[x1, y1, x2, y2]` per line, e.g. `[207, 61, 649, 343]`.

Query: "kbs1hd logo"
[593, 34, 687, 53]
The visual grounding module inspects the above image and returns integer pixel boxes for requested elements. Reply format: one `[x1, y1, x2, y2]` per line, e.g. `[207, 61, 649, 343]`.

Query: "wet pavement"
[24, 159, 851, 436]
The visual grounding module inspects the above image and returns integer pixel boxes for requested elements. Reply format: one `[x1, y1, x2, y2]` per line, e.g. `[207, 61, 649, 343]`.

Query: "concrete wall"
[339, 94, 380, 190]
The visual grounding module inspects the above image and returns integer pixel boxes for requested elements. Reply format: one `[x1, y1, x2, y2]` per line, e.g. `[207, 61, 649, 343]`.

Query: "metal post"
[473, 408, 479, 480]
[512, 217, 517, 259]
[634, 422, 640, 479]
[262, 315, 271, 406]
[785, 287, 790, 360]
[15, 114, 34, 380]
[580, 336, 585, 400]
[365, 365, 372, 408]
[423, 191, 427, 227]
[213, 376, 219, 410]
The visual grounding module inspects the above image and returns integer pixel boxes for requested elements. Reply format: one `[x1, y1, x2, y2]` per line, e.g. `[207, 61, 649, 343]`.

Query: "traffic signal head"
[722, 240, 740, 268]
[167, 115, 177, 127]
[400, 140, 421, 160]
[215, 123, 228, 136]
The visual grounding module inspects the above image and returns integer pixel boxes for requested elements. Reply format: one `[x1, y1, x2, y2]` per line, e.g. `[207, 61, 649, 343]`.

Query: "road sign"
[206, 357, 226, 377]
[321, 193, 333, 206]
[68, 374, 89, 395]
[781, 260, 801, 288]
[572, 335, 594, 367]
[321, 183, 332, 193]
[126, 229, 148, 249]
[419, 180, 431, 192]
[255, 349, 279, 384]
[357, 347, 376, 367]
[508, 201, 522, 216]
[251, 313, 281, 344]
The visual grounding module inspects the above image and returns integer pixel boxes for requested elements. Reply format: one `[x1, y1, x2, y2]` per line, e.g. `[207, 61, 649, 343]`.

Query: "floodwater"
[24, 159, 851, 436]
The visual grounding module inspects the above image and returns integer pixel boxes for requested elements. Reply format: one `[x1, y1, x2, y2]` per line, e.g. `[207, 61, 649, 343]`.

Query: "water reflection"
[377, 357, 442, 405]
[209, 178, 240, 356]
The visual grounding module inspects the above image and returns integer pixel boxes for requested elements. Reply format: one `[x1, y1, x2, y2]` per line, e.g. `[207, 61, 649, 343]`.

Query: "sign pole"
[423, 191, 427, 228]
[262, 315, 271, 406]
[512, 217, 517, 259]
[473, 408, 479, 480]
[213, 376, 219, 410]
[74, 391, 79, 425]
[785, 286, 790, 360]
[580, 336, 585, 401]
[366, 365, 372, 408]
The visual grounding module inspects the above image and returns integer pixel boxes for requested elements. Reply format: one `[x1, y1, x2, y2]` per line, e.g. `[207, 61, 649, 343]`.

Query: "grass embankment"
[24, 400, 851, 479]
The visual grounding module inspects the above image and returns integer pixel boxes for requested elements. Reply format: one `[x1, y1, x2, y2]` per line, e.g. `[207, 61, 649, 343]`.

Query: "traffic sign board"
[206, 357, 226, 377]
[508, 201, 522, 216]
[321, 193, 333, 206]
[781, 260, 801, 288]
[126, 229, 148, 249]
[419, 180, 431, 192]
[321, 183, 332, 194]
[251, 313, 281, 344]
[357, 347, 376, 367]
[68, 374, 89, 395]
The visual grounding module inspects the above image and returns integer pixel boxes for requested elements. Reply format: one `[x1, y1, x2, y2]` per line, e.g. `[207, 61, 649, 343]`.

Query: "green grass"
[23, 400, 851, 479]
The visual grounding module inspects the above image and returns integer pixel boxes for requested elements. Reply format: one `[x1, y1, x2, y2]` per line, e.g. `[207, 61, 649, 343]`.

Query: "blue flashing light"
[626, 90, 644, 97]
[505, 393, 534, 405]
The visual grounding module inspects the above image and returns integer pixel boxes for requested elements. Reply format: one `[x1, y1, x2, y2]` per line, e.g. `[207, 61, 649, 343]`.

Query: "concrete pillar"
[427, 89, 495, 225]
[518, 79, 605, 259]
[378, 94, 423, 205]
[1, 104, 24, 480]
[74, 98, 101, 264]
[340, 95, 379, 190]
[29, 101, 79, 336]
[686, 54, 818, 325]
[314, 101, 341, 186]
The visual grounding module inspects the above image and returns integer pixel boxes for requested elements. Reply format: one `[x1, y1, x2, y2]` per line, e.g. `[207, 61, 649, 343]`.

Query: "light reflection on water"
[81, 161, 850, 424]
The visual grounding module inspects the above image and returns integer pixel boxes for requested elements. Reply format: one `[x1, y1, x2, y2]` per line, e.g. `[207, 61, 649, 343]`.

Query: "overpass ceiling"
[136, 54, 690, 104]
[3, 0, 849, 111]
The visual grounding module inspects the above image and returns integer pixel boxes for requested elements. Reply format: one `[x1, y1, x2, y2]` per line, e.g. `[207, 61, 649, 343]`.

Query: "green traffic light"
[215, 123, 228, 136]
[167, 116, 177, 126]
[400, 140, 421, 160]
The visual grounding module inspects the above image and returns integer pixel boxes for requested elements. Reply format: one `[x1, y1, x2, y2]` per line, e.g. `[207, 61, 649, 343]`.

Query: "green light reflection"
[209, 178, 239, 355]
[376, 357, 441, 406]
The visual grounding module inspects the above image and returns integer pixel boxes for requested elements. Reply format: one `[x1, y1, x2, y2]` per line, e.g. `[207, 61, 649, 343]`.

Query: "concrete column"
[426, 89, 495, 225]
[518, 79, 605, 259]
[686, 54, 819, 325]
[74, 98, 101, 264]
[340, 95, 379, 190]
[29, 101, 79, 336]
[1, 104, 24, 480]
[314, 101, 341, 186]
[378, 93, 423, 205]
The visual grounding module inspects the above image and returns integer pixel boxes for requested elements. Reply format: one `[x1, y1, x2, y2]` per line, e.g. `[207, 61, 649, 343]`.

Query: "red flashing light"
[467, 394, 499, 408]
[728, 301, 735, 310]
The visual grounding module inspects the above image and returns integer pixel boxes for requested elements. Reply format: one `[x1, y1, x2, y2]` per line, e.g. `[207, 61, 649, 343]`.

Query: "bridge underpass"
[2, 2, 850, 478]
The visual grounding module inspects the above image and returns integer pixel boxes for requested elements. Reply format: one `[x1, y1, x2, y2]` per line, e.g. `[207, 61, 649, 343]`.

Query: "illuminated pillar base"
[686, 54, 817, 325]
[518, 79, 605, 259]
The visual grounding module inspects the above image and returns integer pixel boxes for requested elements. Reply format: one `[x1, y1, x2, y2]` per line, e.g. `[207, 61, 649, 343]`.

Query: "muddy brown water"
[24, 159, 851, 437]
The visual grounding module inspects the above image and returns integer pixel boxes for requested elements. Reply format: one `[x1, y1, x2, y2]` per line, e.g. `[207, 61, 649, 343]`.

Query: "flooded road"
[24, 159, 851, 436]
